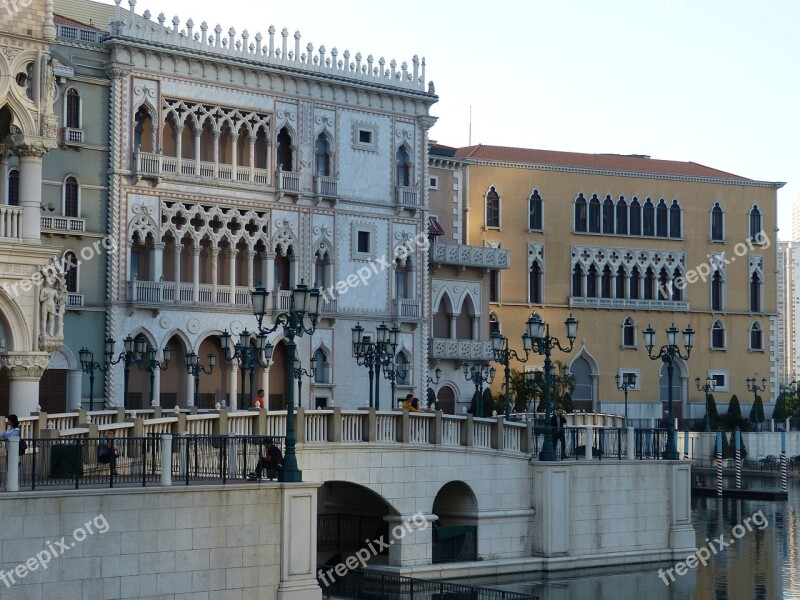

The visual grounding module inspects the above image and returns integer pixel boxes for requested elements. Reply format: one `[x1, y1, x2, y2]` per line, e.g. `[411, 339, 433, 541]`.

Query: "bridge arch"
[431, 481, 479, 563]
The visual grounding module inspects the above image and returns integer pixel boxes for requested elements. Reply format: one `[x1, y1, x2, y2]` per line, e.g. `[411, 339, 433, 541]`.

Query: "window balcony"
[128, 279, 253, 308]
[277, 170, 301, 195]
[430, 242, 511, 270]
[394, 298, 421, 319]
[66, 293, 84, 309]
[395, 186, 419, 208]
[314, 175, 338, 199]
[134, 152, 274, 188]
[41, 215, 86, 234]
[569, 297, 689, 311]
[0, 206, 22, 241]
[429, 338, 493, 361]
[61, 127, 84, 146]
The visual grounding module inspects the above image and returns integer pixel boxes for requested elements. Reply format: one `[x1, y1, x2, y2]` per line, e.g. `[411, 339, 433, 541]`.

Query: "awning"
[428, 216, 445, 237]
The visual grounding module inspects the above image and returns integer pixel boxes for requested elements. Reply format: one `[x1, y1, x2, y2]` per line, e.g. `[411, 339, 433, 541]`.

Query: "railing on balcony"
[274, 290, 292, 311]
[66, 293, 84, 308]
[135, 152, 275, 188]
[55, 23, 105, 43]
[0, 205, 23, 240]
[41, 215, 86, 233]
[429, 338, 493, 361]
[313, 175, 338, 198]
[395, 186, 419, 207]
[128, 280, 251, 307]
[430, 241, 511, 269]
[278, 170, 301, 193]
[394, 298, 421, 319]
[61, 127, 84, 145]
[569, 297, 689, 311]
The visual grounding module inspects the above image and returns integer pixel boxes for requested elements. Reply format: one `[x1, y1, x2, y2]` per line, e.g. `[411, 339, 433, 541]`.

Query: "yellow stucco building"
[434, 144, 782, 421]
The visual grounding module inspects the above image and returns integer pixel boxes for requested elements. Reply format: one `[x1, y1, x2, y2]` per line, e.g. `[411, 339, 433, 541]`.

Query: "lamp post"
[462, 362, 495, 418]
[136, 339, 172, 406]
[426, 367, 442, 388]
[491, 330, 531, 420]
[695, 376, 716, 432]
[643, 322, 695, 460]
[104, 335, 138, 409]
[383, 359, 408, 409]
[252, 280, 322, 483]
[184, 351, 216, 407]
[293, 356, 318, 409]
[523, 313, 579, 461]
[351, 322, 399, 410]
[221, 329, 265, 410]
[615, 372, 637, 426]
[79, 346, 109, 412]
[746, 376, 767, 432]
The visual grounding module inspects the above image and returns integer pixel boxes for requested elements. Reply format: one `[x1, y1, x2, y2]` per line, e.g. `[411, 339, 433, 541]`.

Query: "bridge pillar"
[383, 513, 437, 567]
[277, 482, 323, 600]
[532, 463, 570, 556]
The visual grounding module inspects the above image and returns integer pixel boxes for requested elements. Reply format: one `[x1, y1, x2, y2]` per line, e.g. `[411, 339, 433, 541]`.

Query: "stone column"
[175, 124, 184, 174]
[212, 131, 220, 178]
[186, 371, 195, 407]
[210, 247, 220, 303]
[261, 365, 270, 408]
[6, 355, 49, 416]
[384, 514, 437, 567]
[248, 136, 256, 180]
[229, 363, 239, 410]
[0, 152, 7, 205]
[246, 250, 255, 289]
[228, 249, 237, 304]
[276, 483, 323, 600]
[449, 315, 457, 339]
[151, 367, 161, 407]
[68, 369, 83, 410]
[152, 242, 164, 281]
[230, 133, 238, 180]
[266, 252, 276, 292]
[173, 240, 182, 301]
[194, 128, 201, 173]
[16, 143, 52, 243]
[192, 244, 201, 302]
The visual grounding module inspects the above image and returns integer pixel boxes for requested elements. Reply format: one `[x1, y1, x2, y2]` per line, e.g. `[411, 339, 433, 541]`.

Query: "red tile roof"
[454, 144, 751, 181]
[428, 216, 445, 237]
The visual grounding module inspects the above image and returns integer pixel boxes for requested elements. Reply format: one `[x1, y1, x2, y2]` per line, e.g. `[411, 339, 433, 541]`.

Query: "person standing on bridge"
[551, 408, 567, 459]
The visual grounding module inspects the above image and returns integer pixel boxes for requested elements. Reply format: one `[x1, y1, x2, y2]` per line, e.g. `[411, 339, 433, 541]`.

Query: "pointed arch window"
[588, 194, 601, 233]
[7, 169, 19, 206]
[615, 197, 628, 235]
[711, 202, 724, 241]
[489, 312, 500, 336]
[601, 265, 613, 298]
[656, 199, 668, 237]
[622, 317, 636, 348]
[711, 320, 726, 350]
[643, 267, 655, 300]
[750, 272, 762, 312]
[396, 146, 411, 187]
[669, 200, 682, 238]
[133, 106, 153, 153]
[643, 199, 655, 236]
[629, 198, 641, 236]
[314, 134, 331, 176]
[657, 267, 669, 301]
[711, 270, 724, 311]
[66, 88, 81, 129]
[672, 268, 683, 301]
[529, 261, 542, 303]
[277, 127, 293, 171]
[489, 269, 499, 301]
[574, 194, 587, 232]
[602, 195, 614, 234]
[64, 176, 79, 217]
[572, 264, 584, 297]
[629, 266, 641, 299]
[587, 264, 598, 298]
[615, 265, 626, 299]
[529, 190, 543, 230]
[314, 348, 329, 383]
[486, 187, 500, 228]
[749, 205, 762, 240]
[749, 322, 763, 351]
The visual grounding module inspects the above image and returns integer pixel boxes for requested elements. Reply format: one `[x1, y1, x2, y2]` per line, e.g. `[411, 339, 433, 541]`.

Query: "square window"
[429, 176, 439, 190]
[352, 122, 378, 152]
[359, 130, 372, 144]
[357, 231, 370, 254]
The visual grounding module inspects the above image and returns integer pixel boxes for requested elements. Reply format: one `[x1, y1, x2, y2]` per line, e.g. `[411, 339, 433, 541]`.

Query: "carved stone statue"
[38, 270, 66, 346]
[39, 279, 58, 337]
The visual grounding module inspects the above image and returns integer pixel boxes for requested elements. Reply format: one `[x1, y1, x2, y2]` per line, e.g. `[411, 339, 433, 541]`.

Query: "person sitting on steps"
[248, 438, 283, 481]
[97, 430, 120, 476]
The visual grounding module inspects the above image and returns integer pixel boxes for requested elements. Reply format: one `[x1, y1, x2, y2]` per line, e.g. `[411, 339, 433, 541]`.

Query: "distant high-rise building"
[777, 241, 800, 383]
[792, 194, 800, 241]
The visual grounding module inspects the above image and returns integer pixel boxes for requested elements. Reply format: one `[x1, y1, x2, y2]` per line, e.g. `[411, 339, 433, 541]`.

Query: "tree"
[706, 393, 721, 430]
[773, 392, 788, 421]
[749, 394, 765, 428]
[724, 394, 750, 431]
[426, 387, 438, 411]
[504, 368, 534, 413]
[532, 361, 575, 412]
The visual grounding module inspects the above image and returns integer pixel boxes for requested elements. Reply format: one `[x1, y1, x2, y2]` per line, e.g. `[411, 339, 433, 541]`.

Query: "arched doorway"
[436, 385, 456, 414]
[659, 359, 686, 422]
[570, 355, 595, 412]
[432, 481, 478, 563]
[160, 334, 189, 408]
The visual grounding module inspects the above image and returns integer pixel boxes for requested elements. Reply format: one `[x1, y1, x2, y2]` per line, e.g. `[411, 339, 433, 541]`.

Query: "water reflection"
[466, 479, 799, 600]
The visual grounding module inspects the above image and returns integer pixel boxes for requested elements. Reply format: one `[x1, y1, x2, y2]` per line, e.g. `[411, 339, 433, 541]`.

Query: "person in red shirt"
[254, 389, 266, 409]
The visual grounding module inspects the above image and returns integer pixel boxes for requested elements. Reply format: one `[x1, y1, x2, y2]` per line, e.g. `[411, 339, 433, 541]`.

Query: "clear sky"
[99, 0, 798, 238]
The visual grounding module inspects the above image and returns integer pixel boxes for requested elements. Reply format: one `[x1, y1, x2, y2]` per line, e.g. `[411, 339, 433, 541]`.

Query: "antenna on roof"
[468, 105, 472, 146]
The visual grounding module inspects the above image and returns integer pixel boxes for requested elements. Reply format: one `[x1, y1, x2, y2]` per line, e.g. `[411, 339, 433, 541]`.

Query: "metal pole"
[539, 346, 556, 461]
[477, 377, 483, 418]
[249, 367, 256, 408]
[194, 371, 200, 407]
[368, 362, 374, 408]
[281, 331, 301, 482]
[504, 362, 511, 421]
[149, 367, 156, 406]
[663, 357, 679, 459]
[298, 375, 303, 409]
[704, 392, 711, 432]
[623, 387, 628, 425]
[716, 431, 723, 497]
[89, 367, 95, 412]
[240, 358, 247, 410]
[390, 375, 395, 410]
[123, 361, 130, 409]
[374, 353, 381, 411]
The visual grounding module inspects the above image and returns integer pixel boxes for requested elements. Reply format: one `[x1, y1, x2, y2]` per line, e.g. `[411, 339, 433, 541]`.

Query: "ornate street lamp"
[491, 330, 531, 420]
[221, 329, 265, 409]
[615, 372, 637, 426]
[137, 341, 172, 406]
[426, 367, 442, 387]
[79, 346, 108, 412]
[746, 376, 768, 432]
[252, 280, 322, 483]
[462, 362, 495, 418]
[695, 376, 716, 432]
[293, 355, 318, 409]
[643, 322, 695, 460]
[184, 351, 216, 407]
[523, 313, 579, 461]
[103, 335, 139, 409]
[383, 357, 408, 409]
[351, 321, 399, 410]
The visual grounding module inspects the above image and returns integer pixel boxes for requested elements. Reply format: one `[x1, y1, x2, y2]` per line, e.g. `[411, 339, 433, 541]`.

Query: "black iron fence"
[6, 435, 285, 490]
[528, 427, 669, 460]
[433, 524, 477, 563]
[318, 514, 389, 552]
[320, 570, 537, 600]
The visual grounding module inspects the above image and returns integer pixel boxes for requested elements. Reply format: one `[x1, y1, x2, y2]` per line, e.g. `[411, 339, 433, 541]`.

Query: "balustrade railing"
[0, 205, 22, 240]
